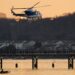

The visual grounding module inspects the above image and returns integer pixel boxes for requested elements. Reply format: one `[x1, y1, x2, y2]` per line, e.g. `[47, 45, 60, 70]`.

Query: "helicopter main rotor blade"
[34, 5, 51, 8]
[13, 2, 40, 9]
[11, 2, 40, 10]
[12, 8, 27, 9]
[30, 2, 40, 9]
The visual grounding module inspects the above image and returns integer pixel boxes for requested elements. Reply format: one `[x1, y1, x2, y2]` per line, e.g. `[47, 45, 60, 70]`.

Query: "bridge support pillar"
[32, 56, 38, 70]
[0, 58, 9, 74]
[0, 58, 3, 71]
[68, 57, 74, 69]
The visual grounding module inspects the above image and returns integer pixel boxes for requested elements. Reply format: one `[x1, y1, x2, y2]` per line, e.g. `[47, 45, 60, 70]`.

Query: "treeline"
[0, 13, 75, 41]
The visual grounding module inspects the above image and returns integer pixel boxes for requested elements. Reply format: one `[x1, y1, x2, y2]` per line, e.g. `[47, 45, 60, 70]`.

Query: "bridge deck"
[0, 52, 75, 59]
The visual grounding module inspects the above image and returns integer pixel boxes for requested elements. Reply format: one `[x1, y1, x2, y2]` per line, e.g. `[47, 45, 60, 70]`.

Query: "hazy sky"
[0, 0, 75, 18]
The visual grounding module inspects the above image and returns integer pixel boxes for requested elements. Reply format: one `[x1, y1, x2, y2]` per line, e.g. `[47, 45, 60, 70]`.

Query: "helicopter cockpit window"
[25, 10, 36, 16]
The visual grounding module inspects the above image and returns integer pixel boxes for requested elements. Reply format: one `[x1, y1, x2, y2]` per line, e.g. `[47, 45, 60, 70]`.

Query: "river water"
[1, 59, 75, 75]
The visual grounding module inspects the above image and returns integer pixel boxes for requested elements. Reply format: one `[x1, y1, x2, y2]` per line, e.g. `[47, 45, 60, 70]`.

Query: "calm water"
[1, 59, 75, 75]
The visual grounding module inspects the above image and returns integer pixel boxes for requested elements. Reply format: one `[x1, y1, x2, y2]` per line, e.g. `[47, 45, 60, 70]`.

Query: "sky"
[0, 0, 75, 18]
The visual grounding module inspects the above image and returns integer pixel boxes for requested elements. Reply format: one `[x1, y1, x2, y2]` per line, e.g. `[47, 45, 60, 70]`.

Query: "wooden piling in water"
[68, 57, 74, 69]
[32, 56, 38, 70]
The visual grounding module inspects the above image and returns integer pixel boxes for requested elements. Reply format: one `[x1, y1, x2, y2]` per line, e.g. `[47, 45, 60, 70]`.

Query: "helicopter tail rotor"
[11, 6, 16, 15]
[11, 6, 14, 12]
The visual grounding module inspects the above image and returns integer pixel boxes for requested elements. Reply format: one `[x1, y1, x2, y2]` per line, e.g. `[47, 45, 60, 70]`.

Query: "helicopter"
[11, 2, 50, 21]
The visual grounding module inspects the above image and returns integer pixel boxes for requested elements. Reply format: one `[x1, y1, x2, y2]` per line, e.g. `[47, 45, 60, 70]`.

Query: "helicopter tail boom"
[11, 7, 25, 17]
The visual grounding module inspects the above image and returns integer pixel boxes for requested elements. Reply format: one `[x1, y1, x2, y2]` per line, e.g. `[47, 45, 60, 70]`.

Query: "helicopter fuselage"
[11, 9, 42, 20]
[24, 9, 42, 19]
[11, 2, 45, 20]
[25, 9, 36, 16]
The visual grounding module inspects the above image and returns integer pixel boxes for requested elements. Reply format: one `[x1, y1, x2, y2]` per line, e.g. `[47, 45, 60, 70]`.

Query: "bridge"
[0, 51, 75, 73]
[0, 42, 75, 73]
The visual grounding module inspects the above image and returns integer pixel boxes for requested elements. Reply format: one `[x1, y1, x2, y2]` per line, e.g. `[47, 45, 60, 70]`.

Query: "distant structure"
[0, 12, 7, 19]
